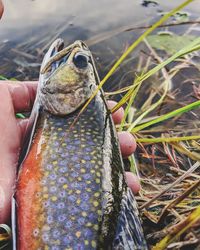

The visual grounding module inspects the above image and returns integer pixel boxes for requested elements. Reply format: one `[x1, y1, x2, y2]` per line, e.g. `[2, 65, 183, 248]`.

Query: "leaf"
[147, 33, 196, 54]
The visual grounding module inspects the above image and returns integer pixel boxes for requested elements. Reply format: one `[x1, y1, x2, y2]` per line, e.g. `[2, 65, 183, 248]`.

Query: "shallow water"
[1, 1, 200, 249]
[0, 0, 199, 86]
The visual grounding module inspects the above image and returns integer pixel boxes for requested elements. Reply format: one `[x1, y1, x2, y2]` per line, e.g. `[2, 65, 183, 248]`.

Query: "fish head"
[38, 39, 98, 115]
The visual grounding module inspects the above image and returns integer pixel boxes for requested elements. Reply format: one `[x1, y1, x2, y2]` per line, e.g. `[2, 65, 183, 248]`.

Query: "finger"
[0, 185, 14, 224]
[107, 100, 124, 124]
[125, 172, 141, 194]
[0, 158, 17, 224]
[5, 81, 38, 112]
[17, 118, 29, 140]
[118, 131, 136, 158]
[0, 0, 4, 19]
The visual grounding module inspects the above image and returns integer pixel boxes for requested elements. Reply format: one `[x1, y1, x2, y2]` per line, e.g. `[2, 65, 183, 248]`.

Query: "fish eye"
[73, 53, 88, 69]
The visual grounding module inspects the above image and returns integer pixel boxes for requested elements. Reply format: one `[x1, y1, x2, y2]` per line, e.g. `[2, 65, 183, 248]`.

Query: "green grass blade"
[112, 37, 200, 113]
[0, 76, 8, 80]
[119, 79, 142, 131]
[136, 135, 200, 144]
[128, 72, 175, 132]
[102, 0, 195, 88]
[16, 113, 26, 119]
[131, 100, 200, 133]
[79, 0, 194, 118]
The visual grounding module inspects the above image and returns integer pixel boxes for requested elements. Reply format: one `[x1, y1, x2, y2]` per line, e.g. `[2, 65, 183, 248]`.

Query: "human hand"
[0, 81, 140, 224]
[0, 81, 37, 224]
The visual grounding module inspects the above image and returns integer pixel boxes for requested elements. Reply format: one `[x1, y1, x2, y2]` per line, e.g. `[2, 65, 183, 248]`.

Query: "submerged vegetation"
[1, 0, 200, 249]
[92, 0, 200, 248]
[104, 1, 200, 249]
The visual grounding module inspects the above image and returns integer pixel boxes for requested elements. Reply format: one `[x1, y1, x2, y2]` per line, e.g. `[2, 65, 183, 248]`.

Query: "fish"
[12, 39, 147, 250]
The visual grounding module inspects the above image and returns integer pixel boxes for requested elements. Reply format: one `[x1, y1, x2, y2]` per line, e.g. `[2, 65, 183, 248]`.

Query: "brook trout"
[13, 39, 147, 249]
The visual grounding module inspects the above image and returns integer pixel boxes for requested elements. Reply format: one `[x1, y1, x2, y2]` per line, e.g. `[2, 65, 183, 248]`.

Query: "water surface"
[0, 0, 199, 86]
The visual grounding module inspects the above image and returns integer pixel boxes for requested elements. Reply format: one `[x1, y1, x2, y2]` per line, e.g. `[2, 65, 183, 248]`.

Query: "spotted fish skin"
[14, 40, 147, 250]
[16, 97, 146, 250]
[16, 98, 105, 249]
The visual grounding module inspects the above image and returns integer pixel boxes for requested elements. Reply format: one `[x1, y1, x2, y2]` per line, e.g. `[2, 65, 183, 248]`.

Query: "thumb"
[0, 0, 4, 19]
[0, 157, 17, 224]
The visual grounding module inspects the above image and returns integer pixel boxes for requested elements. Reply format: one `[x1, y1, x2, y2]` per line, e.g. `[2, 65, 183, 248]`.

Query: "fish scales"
[14, 40, 147, 249]
[17, 99, 118, 249]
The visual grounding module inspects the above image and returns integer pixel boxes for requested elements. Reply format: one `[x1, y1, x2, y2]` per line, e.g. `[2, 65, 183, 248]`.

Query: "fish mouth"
[41, 85, 83, 95]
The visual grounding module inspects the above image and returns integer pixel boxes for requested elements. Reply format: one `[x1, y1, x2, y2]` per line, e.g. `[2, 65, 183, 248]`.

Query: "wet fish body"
[13, 40, 147, 249]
